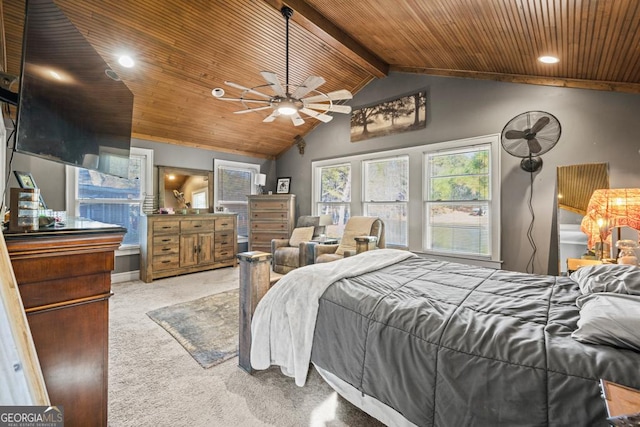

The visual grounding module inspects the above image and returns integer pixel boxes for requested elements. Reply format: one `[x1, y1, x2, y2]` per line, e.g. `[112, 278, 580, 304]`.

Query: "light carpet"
[109, 267, 383, 426]
[147, 289, 239, 368]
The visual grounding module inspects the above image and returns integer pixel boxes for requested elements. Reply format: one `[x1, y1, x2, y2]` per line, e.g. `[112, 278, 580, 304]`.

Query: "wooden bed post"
[237, 251, 272, 373]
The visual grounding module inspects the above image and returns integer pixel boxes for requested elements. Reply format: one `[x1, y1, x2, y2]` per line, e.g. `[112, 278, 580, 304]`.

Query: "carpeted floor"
[109, 267, 383, 427]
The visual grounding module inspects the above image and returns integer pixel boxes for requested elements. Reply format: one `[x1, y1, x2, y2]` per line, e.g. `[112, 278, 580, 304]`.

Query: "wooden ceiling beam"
[263, 0, 388, 78]
[394, 66, 640, 95]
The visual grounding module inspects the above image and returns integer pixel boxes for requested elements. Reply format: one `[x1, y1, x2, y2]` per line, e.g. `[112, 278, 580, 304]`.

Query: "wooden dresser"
[247, 194, 296, 253]
[5, 219, 125, 427]
[140, 213, 237, 282]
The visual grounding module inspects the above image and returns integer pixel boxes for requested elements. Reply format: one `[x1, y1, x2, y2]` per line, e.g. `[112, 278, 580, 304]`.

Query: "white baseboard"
[111, 270, 140, 284]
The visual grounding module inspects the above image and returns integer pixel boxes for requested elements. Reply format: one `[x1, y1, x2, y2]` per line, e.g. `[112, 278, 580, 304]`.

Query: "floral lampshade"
[581, 188, 640, 250]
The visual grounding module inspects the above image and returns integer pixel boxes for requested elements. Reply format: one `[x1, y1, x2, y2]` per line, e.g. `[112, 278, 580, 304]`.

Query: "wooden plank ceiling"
[2, 0, 640, 160]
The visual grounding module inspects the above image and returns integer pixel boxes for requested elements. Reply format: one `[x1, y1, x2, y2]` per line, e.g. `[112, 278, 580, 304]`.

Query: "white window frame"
[422, 136, 500, 262]
[313, 162, 352, 229]
[213, 159, 260, 241]
[65, 147, 154, 255]
[362, 155, 409, 247]
[312, 134, 501, 265]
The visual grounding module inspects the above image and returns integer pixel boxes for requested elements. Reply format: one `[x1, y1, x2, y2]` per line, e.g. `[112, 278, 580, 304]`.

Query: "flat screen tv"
[14, 0, 133, 178]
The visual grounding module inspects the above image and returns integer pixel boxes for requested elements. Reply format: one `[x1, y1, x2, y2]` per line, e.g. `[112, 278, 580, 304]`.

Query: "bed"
[248, 249, 640, 426]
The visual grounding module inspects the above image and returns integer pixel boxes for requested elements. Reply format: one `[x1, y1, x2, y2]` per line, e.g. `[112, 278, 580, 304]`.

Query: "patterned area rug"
[147, 289, 238, 368]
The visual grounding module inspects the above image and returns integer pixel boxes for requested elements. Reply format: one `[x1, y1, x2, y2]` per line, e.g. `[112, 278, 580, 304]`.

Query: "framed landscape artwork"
[350, 90, 427, 142]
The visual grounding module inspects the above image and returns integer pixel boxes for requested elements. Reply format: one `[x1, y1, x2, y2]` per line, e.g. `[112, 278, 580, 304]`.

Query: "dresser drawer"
[251, 231, 289, 246]
[251, 210, 288, 221]
[250, 243, 272, 253]
[251, 221, 288, 232]
[152, 254, 180, 271]
[215, 248, 234, 260]
[181, 220, 214, 233]
[215, 232, 234, 247]
[250, 200, 291, 211]
[153, 220, 180, 234]
[153, 243, 179, 256]
[153, 235, 179, 246]
[215, 218, 235, 231]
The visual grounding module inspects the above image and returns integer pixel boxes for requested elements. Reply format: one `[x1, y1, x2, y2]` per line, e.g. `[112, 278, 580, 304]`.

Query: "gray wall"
[275, 72, 640, 274]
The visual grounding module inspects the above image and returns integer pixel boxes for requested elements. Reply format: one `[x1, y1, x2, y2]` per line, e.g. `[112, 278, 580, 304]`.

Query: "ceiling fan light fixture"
[277, 99, 298, 116]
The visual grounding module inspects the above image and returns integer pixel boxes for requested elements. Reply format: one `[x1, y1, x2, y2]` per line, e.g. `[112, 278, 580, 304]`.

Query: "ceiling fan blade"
[263, 110, 279, 123]
[224, 81, 272, 99]
[530, 116, 550, 133]
[505, 130, 526, 139]
[233, 106, 272, 114]
[300, 107, 334, 123]
[527, 138, 542, 154]
[304, 103, 352, 114]
[302, 89, 353, 103]
[292, 75, 326, 99]
[260, 71, 286, 97]
[290, 112, 305, 126]
[216, 97, 271, 104]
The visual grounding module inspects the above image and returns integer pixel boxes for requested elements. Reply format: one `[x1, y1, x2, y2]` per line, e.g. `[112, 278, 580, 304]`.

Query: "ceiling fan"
[211, 6, 352, 126]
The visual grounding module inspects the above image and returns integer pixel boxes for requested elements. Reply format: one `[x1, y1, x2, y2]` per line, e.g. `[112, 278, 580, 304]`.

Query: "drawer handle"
[162, 239, 171, 242]
[221, 222, 228, 226]
[162, 248, 171, 252]
[161, 226, 172, 229]
[220, 252, 228, 256]
[221, 241, 228, 245]
[162, 260, 171, 264]
[194, 224, 202, 228]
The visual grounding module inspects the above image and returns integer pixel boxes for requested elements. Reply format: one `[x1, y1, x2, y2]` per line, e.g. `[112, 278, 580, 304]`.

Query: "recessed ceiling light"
[538, 55, 559, 64]
[118, 55, 135, 68]
[49, 70, 62, 80]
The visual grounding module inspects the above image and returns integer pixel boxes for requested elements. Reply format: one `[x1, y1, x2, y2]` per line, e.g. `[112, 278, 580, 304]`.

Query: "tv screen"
[15, 0, 133, 178]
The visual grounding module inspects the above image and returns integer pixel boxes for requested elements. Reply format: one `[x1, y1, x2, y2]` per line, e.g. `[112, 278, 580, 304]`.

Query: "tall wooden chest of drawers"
[247, 194, 295, 253]
[140, 213, 237, 282]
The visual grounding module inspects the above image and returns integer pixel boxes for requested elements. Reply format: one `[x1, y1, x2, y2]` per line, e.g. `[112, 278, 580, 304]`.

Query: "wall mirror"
[557, 163, 609, 274]
[157, 166, 214, 213]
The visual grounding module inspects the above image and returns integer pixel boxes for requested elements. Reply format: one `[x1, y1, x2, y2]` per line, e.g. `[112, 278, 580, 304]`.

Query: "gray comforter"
[311, 256, 640, 426]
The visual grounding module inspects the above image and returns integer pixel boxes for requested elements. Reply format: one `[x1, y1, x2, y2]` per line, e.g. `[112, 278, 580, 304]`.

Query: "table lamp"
[581, 188, 640, 260]
[254, 173, 266, 194]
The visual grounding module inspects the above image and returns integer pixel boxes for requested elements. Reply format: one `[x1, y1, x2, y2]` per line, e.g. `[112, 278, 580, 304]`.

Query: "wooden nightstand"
[567, 258, 602, 274]
[600, 380, 640, 426]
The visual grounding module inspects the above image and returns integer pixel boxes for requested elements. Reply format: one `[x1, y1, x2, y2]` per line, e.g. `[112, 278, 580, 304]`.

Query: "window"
[312, 134, 500, 264]
[363, 156, 408, 246]
[213, 160, 260, 238]
[424, 144, 492, 257]
[66, 147, 154, 249]
[316, 163, 351, 234]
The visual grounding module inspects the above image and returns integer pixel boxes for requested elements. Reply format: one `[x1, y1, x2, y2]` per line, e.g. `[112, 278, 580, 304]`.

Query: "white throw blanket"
[250, 248, 416, 386]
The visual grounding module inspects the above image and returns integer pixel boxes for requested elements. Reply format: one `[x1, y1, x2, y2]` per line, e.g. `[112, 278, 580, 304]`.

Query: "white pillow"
[572, 293, 640, 351]
[570, 264, 640, 295]
[288, 226, 314, 246]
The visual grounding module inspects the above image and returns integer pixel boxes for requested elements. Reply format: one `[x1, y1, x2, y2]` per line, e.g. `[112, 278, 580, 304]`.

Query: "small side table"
[567, 258, 602, 274]
[354, 236, 378, 254]
[310, 238, 339, 245]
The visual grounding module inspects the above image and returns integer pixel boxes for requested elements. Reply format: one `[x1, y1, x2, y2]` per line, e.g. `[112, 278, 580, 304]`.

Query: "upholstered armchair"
[271, 216, 327, 274]
[305, 216, 385, 264]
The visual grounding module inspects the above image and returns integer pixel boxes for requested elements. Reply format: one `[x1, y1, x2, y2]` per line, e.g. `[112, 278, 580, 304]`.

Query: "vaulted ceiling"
[2, 0, 640, 160]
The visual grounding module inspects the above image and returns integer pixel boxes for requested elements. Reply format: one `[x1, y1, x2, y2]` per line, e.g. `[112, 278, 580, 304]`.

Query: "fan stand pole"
[525, 157, 537, 274]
